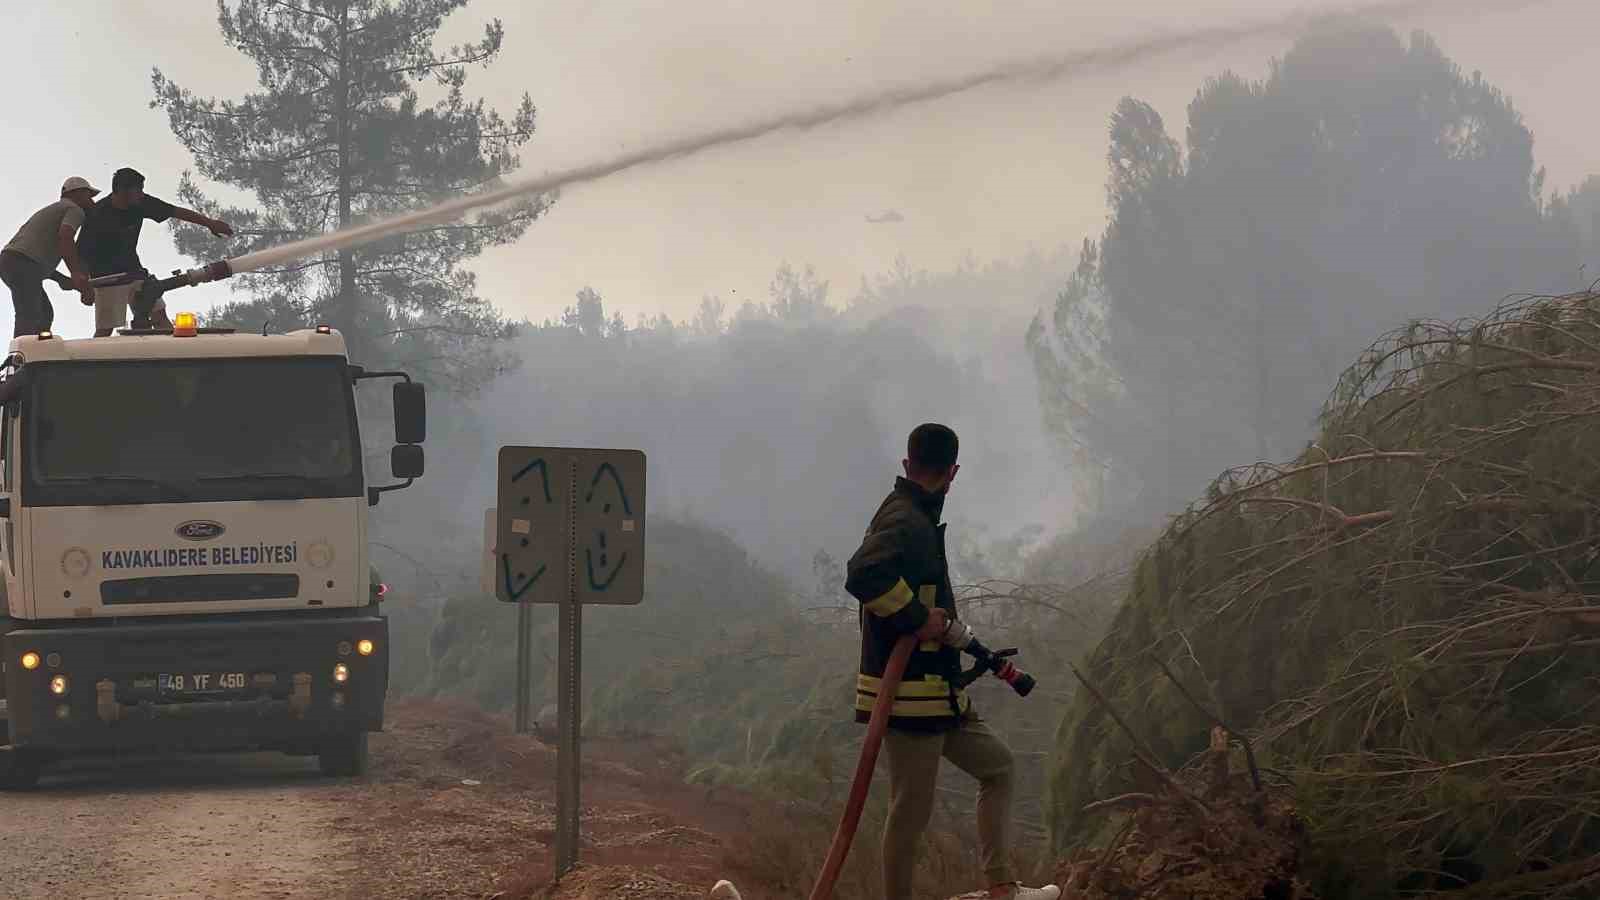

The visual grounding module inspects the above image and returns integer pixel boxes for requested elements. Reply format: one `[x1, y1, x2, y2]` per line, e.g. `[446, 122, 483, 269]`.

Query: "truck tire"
[318, 732, 369, 777]
[0, 748, 40, 791]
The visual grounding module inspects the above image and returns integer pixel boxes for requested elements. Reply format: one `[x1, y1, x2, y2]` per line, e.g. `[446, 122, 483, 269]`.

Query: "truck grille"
[100, 574, 301, 605]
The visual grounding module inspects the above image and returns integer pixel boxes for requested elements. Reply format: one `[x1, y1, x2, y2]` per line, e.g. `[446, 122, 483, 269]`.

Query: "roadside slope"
[340, 699, 768, 899]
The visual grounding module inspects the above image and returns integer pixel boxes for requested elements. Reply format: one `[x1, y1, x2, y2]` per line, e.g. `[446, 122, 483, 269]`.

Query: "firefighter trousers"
[882, 711, 1016, 899]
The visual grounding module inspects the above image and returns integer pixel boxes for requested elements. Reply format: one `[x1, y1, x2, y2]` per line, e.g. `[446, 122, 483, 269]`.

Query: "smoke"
[375, 251, 1080, 585]
[225, 0, 1537, 277]
[356, 2, 1588, 716]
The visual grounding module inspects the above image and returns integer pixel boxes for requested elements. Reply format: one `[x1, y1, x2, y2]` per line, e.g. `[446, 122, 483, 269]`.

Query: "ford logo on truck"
[176, 520, 226, 542]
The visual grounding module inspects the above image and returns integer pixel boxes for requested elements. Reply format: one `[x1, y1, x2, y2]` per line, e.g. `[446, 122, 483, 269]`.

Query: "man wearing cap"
[0, 177, 98, 337]
[72, 167, 233, 336]
[845, 424, 1060, 900]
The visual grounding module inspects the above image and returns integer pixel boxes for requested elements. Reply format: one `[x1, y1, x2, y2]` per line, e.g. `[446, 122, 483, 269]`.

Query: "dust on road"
[0, 752, 354, 900]
[0, 701, 766, 900]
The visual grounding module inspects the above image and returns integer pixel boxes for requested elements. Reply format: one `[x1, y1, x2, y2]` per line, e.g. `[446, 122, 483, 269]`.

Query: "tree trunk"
[333, 1, 386, 476]
[336, 2, 359, 358]
[1246, 219, 1270, 464]
[1162, 365, 1179, 512]
[1253, 286, 1268, 463]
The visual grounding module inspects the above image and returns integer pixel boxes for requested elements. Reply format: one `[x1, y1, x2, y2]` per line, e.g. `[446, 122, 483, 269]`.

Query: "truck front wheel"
[0, 748, 40, 791]
[318, 732, 369, 777]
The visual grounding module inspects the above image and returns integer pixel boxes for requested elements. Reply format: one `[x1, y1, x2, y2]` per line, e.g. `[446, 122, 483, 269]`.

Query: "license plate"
[157, 672, 249, 694]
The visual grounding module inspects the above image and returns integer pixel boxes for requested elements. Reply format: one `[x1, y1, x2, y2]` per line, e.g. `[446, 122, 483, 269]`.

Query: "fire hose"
[50, 261, 234, 329]
[807, 620, 1035, 900]
[807, 634, 914, 900]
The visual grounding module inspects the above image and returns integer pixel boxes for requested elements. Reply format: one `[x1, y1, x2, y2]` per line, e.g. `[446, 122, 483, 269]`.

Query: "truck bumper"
[2, 614, 388, 754]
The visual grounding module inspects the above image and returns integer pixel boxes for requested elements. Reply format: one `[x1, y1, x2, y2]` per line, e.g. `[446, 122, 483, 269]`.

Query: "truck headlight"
[20, 651, 40, 671]
[357, 639, 375, 657]
[332, 663, 349, 684]
[50, 675, 69, 695]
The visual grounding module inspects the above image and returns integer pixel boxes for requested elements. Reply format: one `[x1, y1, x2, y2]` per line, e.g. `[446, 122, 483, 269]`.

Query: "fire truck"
[0, 309, 424, 788]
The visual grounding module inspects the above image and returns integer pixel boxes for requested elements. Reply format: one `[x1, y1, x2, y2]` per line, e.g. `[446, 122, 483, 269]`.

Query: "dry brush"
[1049, 289, 1600, 897]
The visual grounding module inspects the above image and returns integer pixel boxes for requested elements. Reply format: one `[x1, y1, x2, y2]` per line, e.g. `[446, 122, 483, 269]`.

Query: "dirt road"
[0, 701, 768, 900]
[0, 752, 355, 900]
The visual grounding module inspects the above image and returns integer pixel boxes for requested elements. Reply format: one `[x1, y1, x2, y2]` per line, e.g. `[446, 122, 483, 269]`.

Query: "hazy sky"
[1, 0, 1595, 338]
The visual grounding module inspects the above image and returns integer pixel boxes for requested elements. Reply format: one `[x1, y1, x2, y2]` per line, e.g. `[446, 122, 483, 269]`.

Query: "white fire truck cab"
[0, 315, 424, 788]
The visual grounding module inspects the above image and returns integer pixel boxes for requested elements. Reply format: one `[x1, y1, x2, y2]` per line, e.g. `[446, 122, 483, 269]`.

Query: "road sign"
[491, 445, 647, 878]
[494, 446, 646, 606]
[573, 449, 646, 605]
[494, 448, 570, 605]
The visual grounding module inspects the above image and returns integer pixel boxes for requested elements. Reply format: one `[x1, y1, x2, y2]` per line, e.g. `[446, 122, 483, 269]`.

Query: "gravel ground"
[0, 751, 353, 900]
[0, 701, 762, 900]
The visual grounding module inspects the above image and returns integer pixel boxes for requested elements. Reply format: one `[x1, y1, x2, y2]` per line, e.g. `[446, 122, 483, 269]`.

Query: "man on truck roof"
[72, 167, 234, 336]
[0, 177, 98, 338]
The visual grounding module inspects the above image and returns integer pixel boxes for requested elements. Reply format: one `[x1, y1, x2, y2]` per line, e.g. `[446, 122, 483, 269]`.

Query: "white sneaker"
[999, 885, 1062, 900]
[955, 886, 1061, 900]
[707, 879, 742, 900]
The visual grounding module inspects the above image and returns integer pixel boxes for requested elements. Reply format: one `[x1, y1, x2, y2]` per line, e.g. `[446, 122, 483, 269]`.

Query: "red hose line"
[808, 634, 917, 900]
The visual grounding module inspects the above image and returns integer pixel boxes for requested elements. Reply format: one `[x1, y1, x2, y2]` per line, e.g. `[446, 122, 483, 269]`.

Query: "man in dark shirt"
[74, 167, 234, 336]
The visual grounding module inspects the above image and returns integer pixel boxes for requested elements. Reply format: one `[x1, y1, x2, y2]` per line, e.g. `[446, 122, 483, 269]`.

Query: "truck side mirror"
[394, 382, 425, 445]
[363, 373, 426, 506]
[391, 444, 425, 480]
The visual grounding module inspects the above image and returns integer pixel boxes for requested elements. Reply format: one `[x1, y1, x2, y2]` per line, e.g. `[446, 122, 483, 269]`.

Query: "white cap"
[60, 176, 100, 197]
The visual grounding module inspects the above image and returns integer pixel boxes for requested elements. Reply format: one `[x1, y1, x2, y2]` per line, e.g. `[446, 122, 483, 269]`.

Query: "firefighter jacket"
[844, 476, 969, 732]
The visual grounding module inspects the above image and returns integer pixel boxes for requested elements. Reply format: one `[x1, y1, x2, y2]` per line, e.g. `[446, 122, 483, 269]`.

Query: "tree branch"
[1069, 662, 1211, 818]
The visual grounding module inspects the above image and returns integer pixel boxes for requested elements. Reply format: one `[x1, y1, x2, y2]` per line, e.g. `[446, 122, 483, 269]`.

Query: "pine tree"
[152, 0, 547, 389]
[1029, 24, 1572, 520]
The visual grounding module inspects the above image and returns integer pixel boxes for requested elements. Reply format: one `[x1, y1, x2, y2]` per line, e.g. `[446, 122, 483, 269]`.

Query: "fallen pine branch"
[1081, 792, 1157, 814]
[1068, 662, 1212, 820]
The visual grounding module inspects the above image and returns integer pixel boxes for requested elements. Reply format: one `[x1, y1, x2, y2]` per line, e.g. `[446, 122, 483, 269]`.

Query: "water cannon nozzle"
[186, 260, 234, 286]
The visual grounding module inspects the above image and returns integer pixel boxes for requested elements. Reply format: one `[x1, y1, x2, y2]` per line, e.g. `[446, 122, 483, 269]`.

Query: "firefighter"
[72, 167, 233, 336]
[845, 423, 1060, 900]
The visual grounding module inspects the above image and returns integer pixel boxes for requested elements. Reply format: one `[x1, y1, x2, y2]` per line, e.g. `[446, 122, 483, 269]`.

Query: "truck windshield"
[22, 356, 362, 507]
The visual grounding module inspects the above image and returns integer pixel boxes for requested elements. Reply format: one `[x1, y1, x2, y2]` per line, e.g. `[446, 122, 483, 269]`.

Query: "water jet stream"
[223, 0, 1541, 278]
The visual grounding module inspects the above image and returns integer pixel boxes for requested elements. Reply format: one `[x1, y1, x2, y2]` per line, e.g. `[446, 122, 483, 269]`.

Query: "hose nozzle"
[181, 259, 234, 287]
[941, 620, 1036, 697]
[118, 260, 237, 330]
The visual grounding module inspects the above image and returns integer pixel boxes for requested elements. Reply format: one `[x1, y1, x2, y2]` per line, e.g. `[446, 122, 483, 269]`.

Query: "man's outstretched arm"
[169, 205, 234, 238]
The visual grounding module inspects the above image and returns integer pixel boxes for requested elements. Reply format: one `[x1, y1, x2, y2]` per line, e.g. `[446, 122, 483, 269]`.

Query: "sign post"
[516, 600, 532, 733]
[494, 446, 646, 877]
[485, 507, 536, 734]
